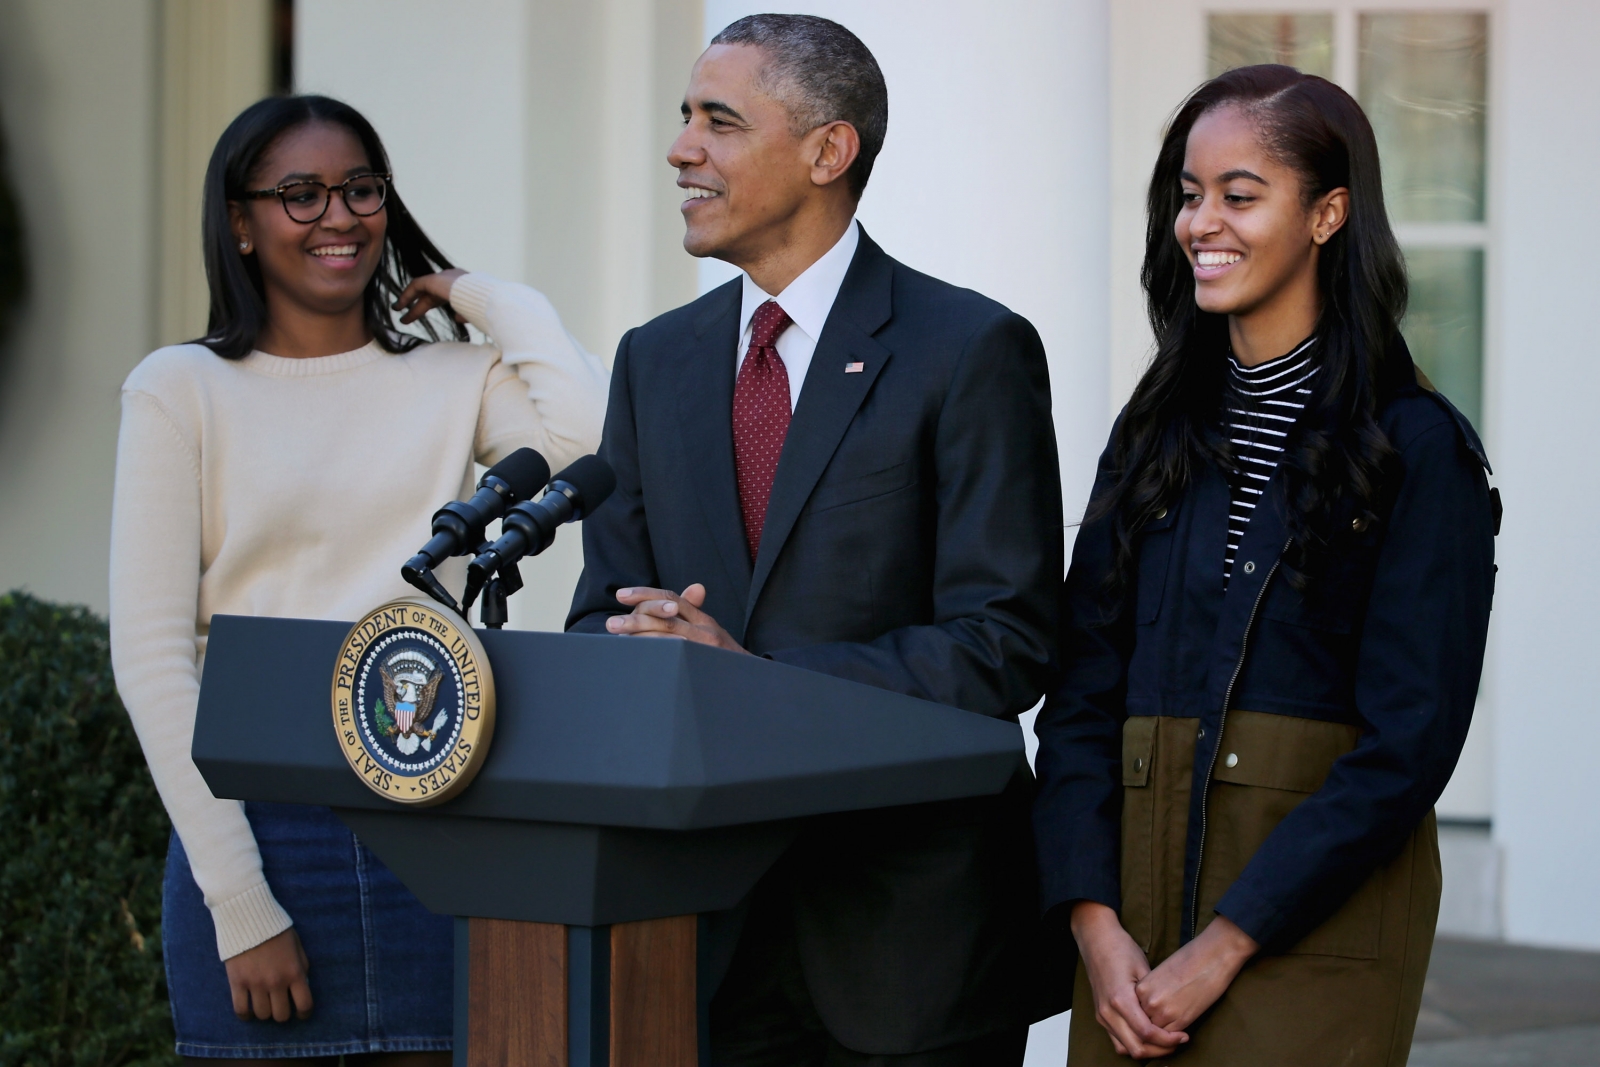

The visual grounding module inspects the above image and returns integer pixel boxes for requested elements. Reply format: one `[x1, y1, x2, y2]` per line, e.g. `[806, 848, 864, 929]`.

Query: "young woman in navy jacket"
[1033, 64, 1497, 1066]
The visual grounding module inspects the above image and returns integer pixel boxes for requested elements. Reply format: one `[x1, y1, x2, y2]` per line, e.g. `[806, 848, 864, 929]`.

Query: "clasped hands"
[605, 583, 750, 654]
[1072, 900, 1259, 1060]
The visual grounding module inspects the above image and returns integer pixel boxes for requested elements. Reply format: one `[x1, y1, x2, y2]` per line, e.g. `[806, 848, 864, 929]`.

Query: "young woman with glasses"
[1033, 65, 1497, 1065]
[108, 95, 607, 1062]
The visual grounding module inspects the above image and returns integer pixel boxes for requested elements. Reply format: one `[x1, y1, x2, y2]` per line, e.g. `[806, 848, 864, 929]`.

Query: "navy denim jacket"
[1034, 352, 1497, 953]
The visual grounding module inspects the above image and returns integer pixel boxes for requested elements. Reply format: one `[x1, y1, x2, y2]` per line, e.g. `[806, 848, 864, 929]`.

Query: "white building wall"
[702, 0, 1113, 538]
[0, 1, 161, 614]
[1492, 0, 1600, 951]
[296, 0, 533, 290]
[297, 0, 701, 633]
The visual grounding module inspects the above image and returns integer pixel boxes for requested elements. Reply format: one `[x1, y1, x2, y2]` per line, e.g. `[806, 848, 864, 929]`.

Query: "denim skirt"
[163, 802, 453, 1058]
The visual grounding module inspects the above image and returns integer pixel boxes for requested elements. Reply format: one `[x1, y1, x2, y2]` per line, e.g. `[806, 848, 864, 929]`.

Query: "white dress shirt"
[736, 219, 860, 412]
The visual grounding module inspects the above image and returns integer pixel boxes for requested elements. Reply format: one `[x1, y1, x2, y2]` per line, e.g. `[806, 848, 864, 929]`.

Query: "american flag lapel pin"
[845, 361, 865, 373]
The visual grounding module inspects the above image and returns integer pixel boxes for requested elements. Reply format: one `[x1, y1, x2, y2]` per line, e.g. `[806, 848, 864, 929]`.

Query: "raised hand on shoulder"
[223, 926, 313, 1022]
[395, 268, 468, 325]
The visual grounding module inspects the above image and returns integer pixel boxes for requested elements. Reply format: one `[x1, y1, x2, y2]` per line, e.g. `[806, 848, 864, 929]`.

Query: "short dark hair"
[197, 95, 463, 359]
[711, 14, 888, 199]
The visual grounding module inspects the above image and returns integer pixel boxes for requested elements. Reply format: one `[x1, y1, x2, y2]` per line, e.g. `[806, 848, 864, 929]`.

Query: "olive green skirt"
[1068, 711, 1441, 1067]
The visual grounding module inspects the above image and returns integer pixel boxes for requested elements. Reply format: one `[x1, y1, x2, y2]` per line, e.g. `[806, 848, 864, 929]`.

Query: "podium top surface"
[194, 615, 1025, 830]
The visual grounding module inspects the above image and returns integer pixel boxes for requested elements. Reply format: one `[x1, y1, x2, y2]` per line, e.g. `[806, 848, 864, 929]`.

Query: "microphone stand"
[402, 551, 520, 630]
[475, 558, 523, 630]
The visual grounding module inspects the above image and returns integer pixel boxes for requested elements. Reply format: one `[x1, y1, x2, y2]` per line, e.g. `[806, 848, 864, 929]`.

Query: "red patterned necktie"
[733, 300, 794, 560]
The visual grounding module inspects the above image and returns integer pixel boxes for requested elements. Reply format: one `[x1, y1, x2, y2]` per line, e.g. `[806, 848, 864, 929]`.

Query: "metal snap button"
[1155, 507, 1168, 520]
[1133, 757, 1144, 771]
[1242, 561, 1256, 574]
[1352, 516, 1368, 532]
[1197, 728, 1206, 741]
[1225, 752, 1239, 768]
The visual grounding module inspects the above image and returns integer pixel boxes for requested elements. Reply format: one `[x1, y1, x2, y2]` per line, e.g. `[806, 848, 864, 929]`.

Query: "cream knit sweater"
[108, 274, 607, 960]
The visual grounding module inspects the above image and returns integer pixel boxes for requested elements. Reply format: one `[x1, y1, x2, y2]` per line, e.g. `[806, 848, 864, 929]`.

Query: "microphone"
[401, 447, 550, 607]
[463, 455, 616, 609]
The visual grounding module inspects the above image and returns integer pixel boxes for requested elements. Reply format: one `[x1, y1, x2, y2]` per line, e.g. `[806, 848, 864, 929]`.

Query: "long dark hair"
[1093, 64, 1408, 589]
[196, 95, 466, 359]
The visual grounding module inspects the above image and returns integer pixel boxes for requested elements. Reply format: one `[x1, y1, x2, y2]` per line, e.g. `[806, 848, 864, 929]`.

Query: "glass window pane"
[1404, 248, 1484, 432]
[1360, 14, 1488, 223]
[1208, 14, 1334, 79]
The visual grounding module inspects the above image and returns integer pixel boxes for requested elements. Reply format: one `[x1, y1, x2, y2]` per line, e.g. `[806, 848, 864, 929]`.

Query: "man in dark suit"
[567, 13, 1064, 1066]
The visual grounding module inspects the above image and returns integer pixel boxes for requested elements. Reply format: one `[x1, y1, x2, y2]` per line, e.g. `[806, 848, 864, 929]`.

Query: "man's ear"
[1312, 187, 1350, 245]
[808, 120, 861, 190]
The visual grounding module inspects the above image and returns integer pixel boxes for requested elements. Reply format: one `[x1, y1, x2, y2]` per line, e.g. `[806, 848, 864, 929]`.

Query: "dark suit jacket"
[568, 231, 1065, 1052]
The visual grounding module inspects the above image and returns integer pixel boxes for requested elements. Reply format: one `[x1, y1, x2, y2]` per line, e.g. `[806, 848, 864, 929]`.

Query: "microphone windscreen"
[487, 447, 550, 499]
[552, 454, 617, 511]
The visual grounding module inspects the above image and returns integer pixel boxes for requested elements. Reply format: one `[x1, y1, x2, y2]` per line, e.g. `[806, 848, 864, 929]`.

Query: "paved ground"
[1409, 937, 1600, 1065]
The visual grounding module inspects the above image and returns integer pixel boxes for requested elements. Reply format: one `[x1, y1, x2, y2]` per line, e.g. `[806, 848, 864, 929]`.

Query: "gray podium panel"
[337, 810, 798, 925]
[194, 614, 1025, 926]
[194, 614, 1024, 830]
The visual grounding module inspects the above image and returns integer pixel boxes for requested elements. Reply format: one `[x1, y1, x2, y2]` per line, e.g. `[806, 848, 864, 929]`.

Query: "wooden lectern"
[193, 615, 1024, 1066]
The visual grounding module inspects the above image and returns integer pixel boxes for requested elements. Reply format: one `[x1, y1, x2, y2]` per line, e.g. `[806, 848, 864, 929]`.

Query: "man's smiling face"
[668, 43, 820, 263]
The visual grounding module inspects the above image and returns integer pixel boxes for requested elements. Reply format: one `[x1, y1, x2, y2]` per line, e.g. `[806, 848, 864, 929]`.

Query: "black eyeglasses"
[241, 173, 391, 224]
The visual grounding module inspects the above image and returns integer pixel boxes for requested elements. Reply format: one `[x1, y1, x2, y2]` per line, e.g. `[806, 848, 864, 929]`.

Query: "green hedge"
[0, 592, 177, 1066]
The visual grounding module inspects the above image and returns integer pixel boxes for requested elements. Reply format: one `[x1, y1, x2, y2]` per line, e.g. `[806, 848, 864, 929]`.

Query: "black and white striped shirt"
[1223, 338, 1318, 586]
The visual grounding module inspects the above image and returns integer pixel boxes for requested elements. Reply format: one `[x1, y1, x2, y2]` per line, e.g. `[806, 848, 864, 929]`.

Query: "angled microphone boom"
[463, 455, 616, 609]
[401, 447, 550, 608]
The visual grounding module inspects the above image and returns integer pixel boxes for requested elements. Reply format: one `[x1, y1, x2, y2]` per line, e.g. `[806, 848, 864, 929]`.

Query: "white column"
[158, 0, 275, 346]
[702, 0, 1113, 546]
[1491, 0, 1600, 950]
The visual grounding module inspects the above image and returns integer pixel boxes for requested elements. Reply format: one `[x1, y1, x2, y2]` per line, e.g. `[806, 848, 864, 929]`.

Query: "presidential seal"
[330, 598, 495, 806]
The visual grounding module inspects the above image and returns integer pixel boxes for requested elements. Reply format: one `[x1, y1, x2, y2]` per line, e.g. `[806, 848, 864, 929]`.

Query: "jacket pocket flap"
[809, 460, 916, 513]
[1123, 715, 1156, 786]
[1213, 711, 1361, 793]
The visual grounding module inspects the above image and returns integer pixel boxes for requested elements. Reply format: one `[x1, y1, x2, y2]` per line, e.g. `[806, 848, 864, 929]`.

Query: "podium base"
[454, 914, 697, 1067]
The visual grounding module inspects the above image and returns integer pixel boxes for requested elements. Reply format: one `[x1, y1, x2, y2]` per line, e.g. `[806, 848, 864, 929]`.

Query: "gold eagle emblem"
[378, 650, 447, 754]
[332, 597, 496, 806]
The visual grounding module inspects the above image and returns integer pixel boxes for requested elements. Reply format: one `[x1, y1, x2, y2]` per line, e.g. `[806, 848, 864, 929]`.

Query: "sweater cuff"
[448, 271, 498, 330]
[210, 880, 294, 960]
